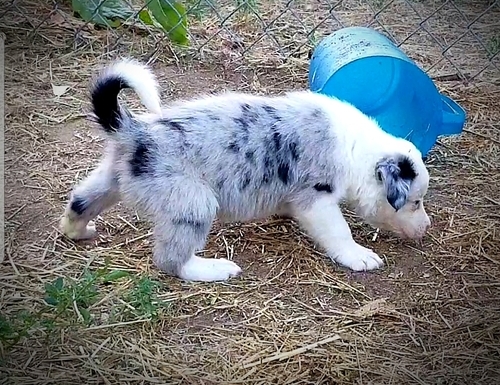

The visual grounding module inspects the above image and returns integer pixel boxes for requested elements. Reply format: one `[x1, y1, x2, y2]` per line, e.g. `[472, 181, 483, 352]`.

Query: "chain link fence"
[1, 0, 499, 83]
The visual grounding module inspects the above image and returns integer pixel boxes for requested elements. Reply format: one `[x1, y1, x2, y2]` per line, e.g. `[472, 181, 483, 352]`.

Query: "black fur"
[397, 157, 417, 180]
[278, 163, 290, 185]
[240, 172, 252, 190]
[245, 151, 255, 163]
[91, 76, 130, 133]
[70, 197, 87, 215]
[159, 119, 185, 132]
[263, 105, 281, 121]
[313, 183, 333, 193]
[172, 217, 211, 235]
[262, 156, 273, 185]
[227, 142, 240, 153]
[130, 138, 153, 177]
[289, 141, 300, 161]
[273, 131, 282, 152]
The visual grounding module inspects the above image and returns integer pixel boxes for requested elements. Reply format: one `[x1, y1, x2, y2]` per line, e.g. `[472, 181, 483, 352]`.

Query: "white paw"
[60, 216, 97, 240]
[332, 243, 384, 272]
[179, 255, 242, 282]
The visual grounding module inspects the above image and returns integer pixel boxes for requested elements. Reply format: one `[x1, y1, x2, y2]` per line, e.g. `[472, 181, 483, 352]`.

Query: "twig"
[241, 334, 342, 369]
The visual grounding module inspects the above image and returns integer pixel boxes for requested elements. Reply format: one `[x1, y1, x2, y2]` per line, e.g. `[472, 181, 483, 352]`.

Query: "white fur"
[291, 194, 385, 271]
[103, 58, 162, 115]
[179, 256, 242, 282]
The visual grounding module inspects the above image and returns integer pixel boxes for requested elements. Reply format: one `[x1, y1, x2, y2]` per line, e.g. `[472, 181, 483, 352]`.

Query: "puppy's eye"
[414, 200, 421, 207]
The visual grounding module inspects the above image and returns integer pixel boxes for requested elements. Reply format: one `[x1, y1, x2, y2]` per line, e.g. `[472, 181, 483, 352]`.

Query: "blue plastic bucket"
[309, 26, 466, 157]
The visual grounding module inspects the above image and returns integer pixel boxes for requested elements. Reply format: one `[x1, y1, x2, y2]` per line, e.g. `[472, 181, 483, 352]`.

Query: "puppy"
[60, 58, 431, 282]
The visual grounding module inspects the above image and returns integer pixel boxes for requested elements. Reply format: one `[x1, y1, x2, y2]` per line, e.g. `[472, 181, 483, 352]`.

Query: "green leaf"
[71, 0, 133, 28]
[138, 9, 165, 31]
[147, 0, 189, 46]
[102, 270, 130, 282]
[54, 277, 64, 291]
[79, 308, 92, 325]
[44, 296, 58, 306]
[139, 9, 155, 25]
[0, 315, 16, 341]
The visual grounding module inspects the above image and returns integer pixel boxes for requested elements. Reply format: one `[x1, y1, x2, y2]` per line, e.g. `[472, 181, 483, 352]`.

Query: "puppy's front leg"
[292, 196, 384, 271]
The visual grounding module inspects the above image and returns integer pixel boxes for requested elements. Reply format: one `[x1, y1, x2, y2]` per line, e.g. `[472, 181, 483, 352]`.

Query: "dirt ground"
[2, 0, 500, 384]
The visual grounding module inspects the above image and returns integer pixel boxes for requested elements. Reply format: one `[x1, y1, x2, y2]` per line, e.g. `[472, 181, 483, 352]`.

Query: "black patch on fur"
[173, 218, 203, 228]
[311, 109, 323, 118]
[273, 131, 282, 152]
[277, 163, 290, 184]
[258, 127, 301, 187]
[91, 76, 129, 133]
[172, 217, 211, 235]
[398, 157, 417, 180]
[245, 151, 255, 164]
[242, 103, 252, 113]
[314, 183, 333, 193]
[207, 112, 220, 121]
[240, 172, 252, 190]
[199, 109, 219, 122]
[262, 156, 273, 184]
[159, 118, 184, 132]
[227, 142, 240, 153]
[130, 137, 154, 177]
[289, 141, 300, 161]
[70, 197, 87, 215]
[233, 117, 247, 131]
[234, 103, 259, 131]
[273, 133, 300, 186]
[263, 105, 281, 121]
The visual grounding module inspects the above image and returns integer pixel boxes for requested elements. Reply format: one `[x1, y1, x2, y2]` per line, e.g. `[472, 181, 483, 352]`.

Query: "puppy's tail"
[91, 58, 162, 133]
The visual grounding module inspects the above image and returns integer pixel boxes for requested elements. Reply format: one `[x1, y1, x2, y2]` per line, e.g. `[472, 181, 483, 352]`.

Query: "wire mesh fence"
[1, 0, 499, 83]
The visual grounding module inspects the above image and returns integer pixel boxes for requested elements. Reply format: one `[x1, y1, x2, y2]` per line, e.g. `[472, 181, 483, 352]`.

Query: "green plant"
[235, 0, 258, 14]
[71, 0, 189, 45]
[487, 35, 500, 58]
[125, 277, 169, 320]
[44, 267, 130, 325]
[0, 311, 38, 346]
[0, 314, 18, 343]
[369, 0, 386, 9]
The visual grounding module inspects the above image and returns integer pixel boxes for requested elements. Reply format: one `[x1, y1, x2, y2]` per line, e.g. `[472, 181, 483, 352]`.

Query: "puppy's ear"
[375, 155, 417, 211]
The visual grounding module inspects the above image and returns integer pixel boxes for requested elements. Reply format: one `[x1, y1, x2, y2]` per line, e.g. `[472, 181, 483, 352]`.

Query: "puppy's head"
[361, 151, 431, 240]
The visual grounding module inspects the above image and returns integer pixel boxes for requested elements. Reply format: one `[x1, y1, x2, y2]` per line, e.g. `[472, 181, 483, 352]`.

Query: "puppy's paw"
[179, 255, 242, 282]
[60, 216, 97, 240]
[332, 243, 384, 272]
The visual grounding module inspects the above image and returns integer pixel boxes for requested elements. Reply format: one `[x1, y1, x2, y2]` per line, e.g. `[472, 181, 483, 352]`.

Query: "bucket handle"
[441, 94, 466, 135]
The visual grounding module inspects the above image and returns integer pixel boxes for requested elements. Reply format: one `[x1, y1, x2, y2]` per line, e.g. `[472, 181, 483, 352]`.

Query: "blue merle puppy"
[60, 58, 431, 282]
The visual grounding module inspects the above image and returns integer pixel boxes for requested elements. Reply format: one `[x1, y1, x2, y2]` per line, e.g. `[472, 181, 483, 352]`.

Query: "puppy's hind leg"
[60, 150, 121, 240]
[150, 179, 242, 282]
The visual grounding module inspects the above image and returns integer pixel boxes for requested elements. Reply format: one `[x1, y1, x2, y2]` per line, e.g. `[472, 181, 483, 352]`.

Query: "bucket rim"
[310, 54, 437, 95]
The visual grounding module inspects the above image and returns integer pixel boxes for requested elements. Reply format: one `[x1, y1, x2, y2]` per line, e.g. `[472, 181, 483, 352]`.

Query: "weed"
[370, 0, 386, 10]
[0, 314, 18, 343]
[235, 0, 258, 15]
[0, 311, 38, 347]
[487, 35, 500, 58]
[43, 266, 130, 326]
[124, 277, 169, 320]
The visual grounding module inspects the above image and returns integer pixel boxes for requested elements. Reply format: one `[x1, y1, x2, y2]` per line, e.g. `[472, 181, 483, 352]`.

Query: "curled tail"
[91, 58, 162, 133]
